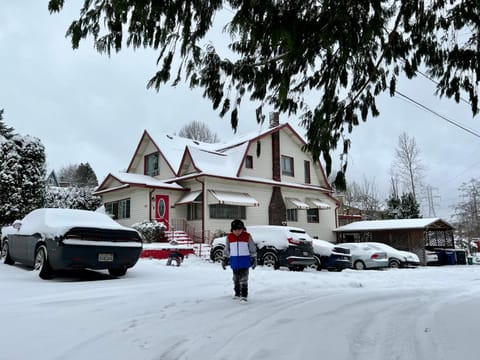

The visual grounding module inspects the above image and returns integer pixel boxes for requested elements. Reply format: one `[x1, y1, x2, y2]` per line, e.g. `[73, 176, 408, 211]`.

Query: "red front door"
[155, 195, 169, 230]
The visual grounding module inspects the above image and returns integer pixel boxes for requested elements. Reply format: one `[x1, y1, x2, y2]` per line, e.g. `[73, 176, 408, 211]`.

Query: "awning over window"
[285, 197, 310, 210]
[208, 190, 259, 207]
[307, 198, 331, 209]
[176, 190, 202, 205]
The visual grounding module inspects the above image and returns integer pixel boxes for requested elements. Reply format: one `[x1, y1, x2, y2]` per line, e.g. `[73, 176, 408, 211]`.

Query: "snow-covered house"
[94, 115, 339, 242]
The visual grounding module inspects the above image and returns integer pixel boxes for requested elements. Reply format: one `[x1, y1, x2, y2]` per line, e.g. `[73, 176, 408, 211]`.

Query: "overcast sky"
[2, 2, 479, 220]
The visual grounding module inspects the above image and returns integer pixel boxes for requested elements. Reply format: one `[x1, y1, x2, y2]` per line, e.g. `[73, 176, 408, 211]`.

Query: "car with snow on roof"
[311, 239, 352, 271]
[335, 242, 389, 270]
[1, 208, 143, 279]
[364, 242, 420, 268]
[210, 225, 315, 271]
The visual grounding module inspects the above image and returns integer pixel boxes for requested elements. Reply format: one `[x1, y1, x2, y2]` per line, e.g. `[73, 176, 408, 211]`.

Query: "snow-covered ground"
[1, 257, 479, 360]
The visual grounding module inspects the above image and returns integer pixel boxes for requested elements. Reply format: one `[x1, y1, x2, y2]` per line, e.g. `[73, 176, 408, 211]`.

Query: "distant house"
[334, 218, 455, 264]
[46, 170, 59, 187]
[94, 114, 339, 242]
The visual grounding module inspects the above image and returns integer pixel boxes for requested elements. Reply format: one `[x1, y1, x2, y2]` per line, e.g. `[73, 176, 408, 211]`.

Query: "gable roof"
[179, 142, 249, 177]
[334, 218, 454, 232]
[95, 172, 184, 194]
[102, 121, 333, 193]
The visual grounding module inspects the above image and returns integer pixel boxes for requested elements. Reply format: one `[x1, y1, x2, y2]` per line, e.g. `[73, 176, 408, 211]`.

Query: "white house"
[94, 115, 339, 242]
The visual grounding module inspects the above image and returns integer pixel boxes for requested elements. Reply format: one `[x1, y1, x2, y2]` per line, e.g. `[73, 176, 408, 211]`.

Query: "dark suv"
[210, 225, 315, 271]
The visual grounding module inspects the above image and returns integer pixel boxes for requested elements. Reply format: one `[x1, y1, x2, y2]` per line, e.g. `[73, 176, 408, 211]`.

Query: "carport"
[334, 218, 455, 265]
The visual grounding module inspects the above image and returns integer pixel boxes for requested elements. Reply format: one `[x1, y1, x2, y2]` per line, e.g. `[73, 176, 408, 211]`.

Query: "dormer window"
[145, 153, 160, 176]
[245, 155, 253, 169]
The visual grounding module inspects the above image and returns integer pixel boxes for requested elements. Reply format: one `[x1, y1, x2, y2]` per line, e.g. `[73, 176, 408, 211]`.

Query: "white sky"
[1, 256, 479, 359]
[2, 2, 480, 220]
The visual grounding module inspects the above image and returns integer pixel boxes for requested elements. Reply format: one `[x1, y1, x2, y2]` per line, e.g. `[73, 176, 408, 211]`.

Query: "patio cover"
[307, 198, 331, 209]
[285, 197, 310, 209]
[208, 190, 260, 207]
[176, 190, 202, 205]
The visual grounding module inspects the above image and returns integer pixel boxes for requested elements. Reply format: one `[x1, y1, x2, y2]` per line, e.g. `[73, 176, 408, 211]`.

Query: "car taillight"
[371, 253, 379, 259]
[288, 237, 301, 245]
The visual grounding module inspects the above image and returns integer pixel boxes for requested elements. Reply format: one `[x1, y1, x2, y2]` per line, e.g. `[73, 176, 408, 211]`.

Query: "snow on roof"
[186, 142, 248, 176]
[334, 218, 452, 232]
[111, 172, 183, 189]
[151, 133, 218, 172]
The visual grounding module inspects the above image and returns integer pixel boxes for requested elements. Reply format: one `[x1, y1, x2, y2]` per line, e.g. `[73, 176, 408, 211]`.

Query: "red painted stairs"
[140, 230, 195, 260]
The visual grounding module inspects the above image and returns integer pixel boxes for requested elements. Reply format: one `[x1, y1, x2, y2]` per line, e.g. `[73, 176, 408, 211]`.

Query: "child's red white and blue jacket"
[224, 231, 257, 270]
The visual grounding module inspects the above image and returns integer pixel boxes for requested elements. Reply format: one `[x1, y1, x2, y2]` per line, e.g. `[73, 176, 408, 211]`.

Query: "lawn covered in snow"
[1, 257, 479, 360]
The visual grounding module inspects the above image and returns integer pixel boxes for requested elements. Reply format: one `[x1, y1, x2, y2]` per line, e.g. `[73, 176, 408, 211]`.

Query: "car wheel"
[389, 259, 401, 268]
[262, 252, 279, 270]
[354, 260, 366, 270]
[109, 268, 127, 276]
[310, 255, 321, 271]
[34, 245, 55, 280]
[2, 241, 15, 265]
[212, 248, 224, 263]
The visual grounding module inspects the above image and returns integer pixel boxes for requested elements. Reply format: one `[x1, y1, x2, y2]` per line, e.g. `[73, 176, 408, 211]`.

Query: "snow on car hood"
[17, 208, 136, 237]
[312, 239, 335, 256]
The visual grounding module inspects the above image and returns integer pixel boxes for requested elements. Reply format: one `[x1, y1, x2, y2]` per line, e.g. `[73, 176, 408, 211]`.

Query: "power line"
[393, 89, 480, 139]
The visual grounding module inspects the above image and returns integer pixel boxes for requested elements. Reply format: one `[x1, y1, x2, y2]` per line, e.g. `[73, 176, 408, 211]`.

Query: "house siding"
[282, 189, 336, 242]
[239, 136, 273, 179]
[279, 131, 319, 186]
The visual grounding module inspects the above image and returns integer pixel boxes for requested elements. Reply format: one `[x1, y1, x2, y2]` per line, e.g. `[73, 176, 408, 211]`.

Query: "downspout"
[195, 177, 206, 243]
[149, 189, 155, 221]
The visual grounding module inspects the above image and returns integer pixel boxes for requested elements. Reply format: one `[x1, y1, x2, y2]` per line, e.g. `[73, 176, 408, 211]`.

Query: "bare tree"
[454, 179, 480, 242]
[391, 132, 426, 202]
[58, 164, 78, 186]
[344, 176, 384, 219]
[178, 120, 220, 143]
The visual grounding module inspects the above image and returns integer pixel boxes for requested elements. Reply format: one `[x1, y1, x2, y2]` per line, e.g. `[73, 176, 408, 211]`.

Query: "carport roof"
[334, 218, 454, 232]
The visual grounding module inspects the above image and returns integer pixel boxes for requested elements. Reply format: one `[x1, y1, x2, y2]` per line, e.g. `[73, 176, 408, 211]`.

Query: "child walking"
[222, 219, 257, 302]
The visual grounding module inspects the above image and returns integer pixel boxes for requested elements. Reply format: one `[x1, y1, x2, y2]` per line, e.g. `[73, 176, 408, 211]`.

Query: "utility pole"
[426, 185, 441, 217]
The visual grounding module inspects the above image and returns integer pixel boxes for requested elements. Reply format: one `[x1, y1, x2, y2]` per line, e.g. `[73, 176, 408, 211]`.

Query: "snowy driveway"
[1, 258, 479, 360]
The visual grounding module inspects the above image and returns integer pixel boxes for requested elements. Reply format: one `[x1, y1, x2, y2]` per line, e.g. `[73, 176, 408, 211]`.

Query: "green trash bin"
[467, 256, 473, 265]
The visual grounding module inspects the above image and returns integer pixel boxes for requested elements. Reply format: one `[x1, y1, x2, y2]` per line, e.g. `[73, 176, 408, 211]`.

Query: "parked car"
[210, 225, 315, 271]
[364, 242, 420, 268]
[1, 208, 143, 279]
[1, 220, 21, 247]
[337, 242, 389, 270]
[311, 239, 351, 271]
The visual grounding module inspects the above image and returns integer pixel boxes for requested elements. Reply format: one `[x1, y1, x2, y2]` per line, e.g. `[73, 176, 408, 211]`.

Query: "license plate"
[98, 253, 114, 262]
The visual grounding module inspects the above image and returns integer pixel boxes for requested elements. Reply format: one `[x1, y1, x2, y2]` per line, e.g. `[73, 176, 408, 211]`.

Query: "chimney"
[269, 112, 279, 128]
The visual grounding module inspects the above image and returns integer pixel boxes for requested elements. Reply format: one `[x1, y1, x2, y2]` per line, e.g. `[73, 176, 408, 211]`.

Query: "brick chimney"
[268, 111, 286, 225]
[269, 111, 279, 128]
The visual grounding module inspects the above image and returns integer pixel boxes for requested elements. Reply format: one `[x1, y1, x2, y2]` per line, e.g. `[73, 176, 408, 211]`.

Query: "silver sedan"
[337, 243, 389, 270]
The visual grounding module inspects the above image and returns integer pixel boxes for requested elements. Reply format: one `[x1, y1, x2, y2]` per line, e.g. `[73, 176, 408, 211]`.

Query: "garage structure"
[334, 218, 455, 265]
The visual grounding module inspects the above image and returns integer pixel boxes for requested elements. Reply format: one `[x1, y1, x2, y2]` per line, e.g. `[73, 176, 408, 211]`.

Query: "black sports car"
[1, 208, 143, 279]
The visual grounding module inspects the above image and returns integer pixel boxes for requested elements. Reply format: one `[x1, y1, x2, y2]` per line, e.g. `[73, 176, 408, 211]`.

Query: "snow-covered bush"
[45, 186, 102, 211]
[0, 134, 46, 226]
[132, 220, 166, 243]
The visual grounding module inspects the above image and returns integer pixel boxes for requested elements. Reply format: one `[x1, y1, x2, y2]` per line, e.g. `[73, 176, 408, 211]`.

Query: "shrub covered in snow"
[132, 220, 166, 243]
[0, 134, 46, 226]
[45, 186, 102, 211]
